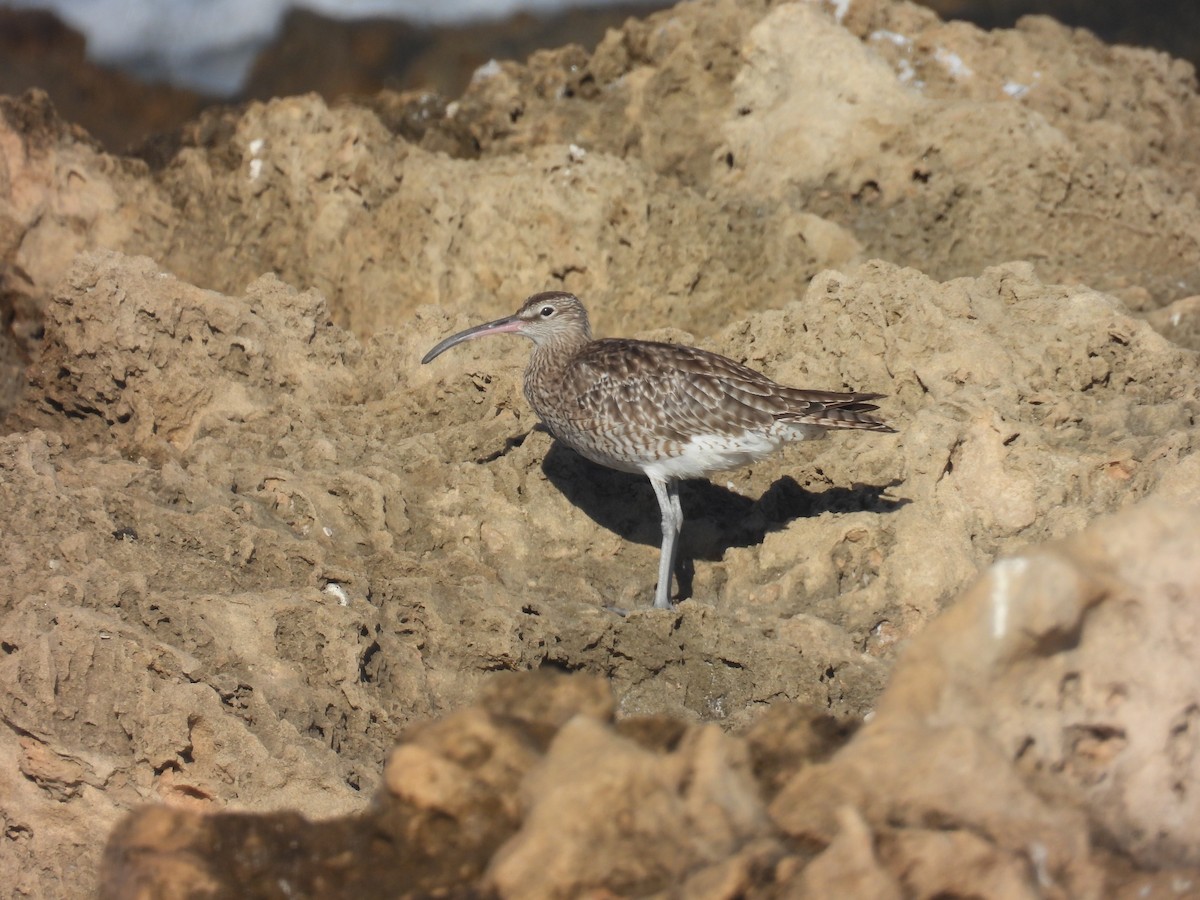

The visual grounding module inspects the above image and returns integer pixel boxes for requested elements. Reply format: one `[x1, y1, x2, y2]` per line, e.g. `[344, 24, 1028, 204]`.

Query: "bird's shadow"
[540, 438, 908, 601]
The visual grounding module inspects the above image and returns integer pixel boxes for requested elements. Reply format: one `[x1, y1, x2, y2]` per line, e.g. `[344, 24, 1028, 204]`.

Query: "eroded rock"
[99, 494, 1200, 898]
[4, 0, 1200, 895]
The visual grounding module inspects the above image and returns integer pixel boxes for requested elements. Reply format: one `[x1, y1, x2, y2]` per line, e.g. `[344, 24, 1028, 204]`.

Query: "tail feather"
[776, 392, 897, 433]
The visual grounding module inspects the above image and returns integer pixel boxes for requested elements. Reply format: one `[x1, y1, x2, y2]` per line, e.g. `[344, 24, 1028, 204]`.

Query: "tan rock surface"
[772, 492, 1200, 895]
[2, 0, 1200, 895]
[94, 496, 1200, 895]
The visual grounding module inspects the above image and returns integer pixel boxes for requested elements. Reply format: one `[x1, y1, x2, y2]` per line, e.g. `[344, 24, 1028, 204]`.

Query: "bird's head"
[421, 291, 593, 363]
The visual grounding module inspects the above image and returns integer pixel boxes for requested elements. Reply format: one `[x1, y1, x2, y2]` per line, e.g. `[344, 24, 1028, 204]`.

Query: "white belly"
[642, 423, 824, 481]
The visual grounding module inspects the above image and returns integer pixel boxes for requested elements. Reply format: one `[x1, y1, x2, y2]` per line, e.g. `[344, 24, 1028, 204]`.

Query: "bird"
[421, 291, 895, 611]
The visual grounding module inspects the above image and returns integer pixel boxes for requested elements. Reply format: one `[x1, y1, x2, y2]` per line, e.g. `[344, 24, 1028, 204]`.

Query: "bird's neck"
[524, 334, 590, 413]
[529, 331, 590, 370]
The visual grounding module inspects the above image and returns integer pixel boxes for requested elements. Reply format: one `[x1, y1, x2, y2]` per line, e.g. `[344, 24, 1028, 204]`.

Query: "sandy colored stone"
[3, 245, 1197, 896]
[486, 715, 770, 899]
[100, 806, 220, 900]
[94, 542, 1200, 897]
[881, 827, 1040, 899]
[716, 2, 1200, 300]
[1145, 294, 1200, 351]
[4, 0, 1199, 364]
[3, 0, 1200, 894]
[773, 496, 1200, 895]
[790, 806, 902, 900]
[25, 253, 359, 455]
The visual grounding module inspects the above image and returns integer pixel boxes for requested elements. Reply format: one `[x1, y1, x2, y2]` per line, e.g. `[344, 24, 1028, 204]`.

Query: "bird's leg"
[650, 477, 683, 610]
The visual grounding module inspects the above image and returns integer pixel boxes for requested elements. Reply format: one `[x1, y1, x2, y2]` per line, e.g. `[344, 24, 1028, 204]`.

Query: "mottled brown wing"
[564, 339, 891, 438]
[644, 344, 896, 432]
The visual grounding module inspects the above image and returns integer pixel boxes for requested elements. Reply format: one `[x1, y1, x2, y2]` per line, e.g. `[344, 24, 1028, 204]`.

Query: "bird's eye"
[540, 306, 555, 317]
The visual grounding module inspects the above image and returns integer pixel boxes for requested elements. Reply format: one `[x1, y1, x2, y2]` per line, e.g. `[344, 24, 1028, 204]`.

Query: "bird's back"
[524, 337, 892, 478]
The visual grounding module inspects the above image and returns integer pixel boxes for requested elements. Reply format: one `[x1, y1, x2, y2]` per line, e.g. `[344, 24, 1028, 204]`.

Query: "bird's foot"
[651, 594, 676, 611]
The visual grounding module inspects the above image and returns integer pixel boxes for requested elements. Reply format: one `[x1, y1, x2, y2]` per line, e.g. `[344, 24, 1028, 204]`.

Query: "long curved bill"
[421, 315, 524, 364]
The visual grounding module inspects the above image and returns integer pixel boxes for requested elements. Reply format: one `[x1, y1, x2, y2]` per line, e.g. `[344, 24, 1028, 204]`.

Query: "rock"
[793, 806, 903, 900]
[772, 496, 1200, 893]
[98, 500, 1200, 897]
[0, 9, 210, 152]
[719, 2, 1200, 300]
[3, 0, 1200, 895]
[486, 715, 771, 898]
[96, 672, 777, 898]
[1145, 294, 1200, 351]
[26, 252, 358, 455]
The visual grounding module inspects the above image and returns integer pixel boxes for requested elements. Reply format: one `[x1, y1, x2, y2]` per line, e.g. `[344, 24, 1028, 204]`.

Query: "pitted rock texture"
[3, 0, 1200, 895]
[98, 494, 1200, 897]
